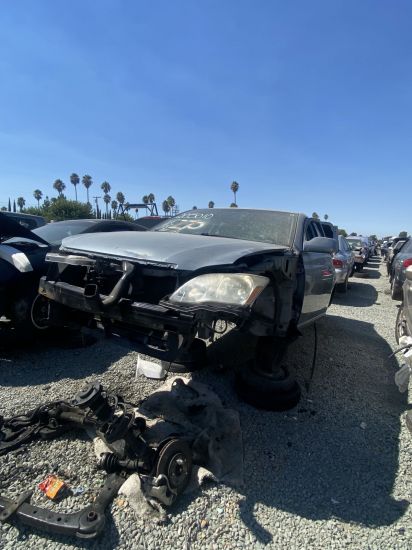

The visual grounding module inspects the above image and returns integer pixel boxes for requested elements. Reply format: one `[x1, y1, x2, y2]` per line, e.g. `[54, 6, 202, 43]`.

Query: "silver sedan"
[333, 235, 355, 292]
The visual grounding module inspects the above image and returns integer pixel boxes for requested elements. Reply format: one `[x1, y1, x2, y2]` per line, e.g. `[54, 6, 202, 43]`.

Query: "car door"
[299, 220, 335, 327]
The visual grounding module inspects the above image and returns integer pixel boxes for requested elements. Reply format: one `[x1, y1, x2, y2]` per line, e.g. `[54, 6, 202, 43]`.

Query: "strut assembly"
[0, 381, 193, 539]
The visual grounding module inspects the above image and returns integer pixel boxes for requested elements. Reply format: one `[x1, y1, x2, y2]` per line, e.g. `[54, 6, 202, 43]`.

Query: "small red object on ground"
[38, 475, 67, 500]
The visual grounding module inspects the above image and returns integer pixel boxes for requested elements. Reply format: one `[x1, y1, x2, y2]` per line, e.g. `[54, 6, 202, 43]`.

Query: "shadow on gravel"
[210, 315, 408, 544]
[363, 267, 381, 279]
[333, 281, 378, 307]
[0, 329, 130, 387]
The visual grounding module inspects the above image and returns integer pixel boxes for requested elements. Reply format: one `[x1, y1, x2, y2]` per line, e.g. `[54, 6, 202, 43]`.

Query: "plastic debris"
[135, 355, 166, 380]
[38, 475, 67, 500]
[360, 422, 367, 430]
[395, 364, 412, 393]
[72, 486, 86, 496]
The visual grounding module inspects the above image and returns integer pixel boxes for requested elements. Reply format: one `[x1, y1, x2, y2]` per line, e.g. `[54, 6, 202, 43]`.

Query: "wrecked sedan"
[40, 209, 337, 410]
[0, 214, 147, 333]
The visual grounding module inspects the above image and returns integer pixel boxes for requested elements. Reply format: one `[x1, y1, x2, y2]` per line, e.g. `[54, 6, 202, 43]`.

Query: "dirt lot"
[1, 256, 411, 550]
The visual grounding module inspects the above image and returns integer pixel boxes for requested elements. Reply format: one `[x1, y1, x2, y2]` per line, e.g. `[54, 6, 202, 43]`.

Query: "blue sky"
[0, 1, 411, 236]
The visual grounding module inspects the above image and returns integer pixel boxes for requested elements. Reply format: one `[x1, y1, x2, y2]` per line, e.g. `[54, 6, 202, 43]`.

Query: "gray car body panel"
[60, 231, 288, 271]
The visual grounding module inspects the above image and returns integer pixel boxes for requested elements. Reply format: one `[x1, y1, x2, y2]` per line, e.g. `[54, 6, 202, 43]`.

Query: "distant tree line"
[1, 179, 242, 221]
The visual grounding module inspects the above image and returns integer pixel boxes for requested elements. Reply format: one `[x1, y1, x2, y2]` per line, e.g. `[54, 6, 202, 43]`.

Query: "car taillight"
[333, 259, 343, 268]
[403, 258, 412, 268]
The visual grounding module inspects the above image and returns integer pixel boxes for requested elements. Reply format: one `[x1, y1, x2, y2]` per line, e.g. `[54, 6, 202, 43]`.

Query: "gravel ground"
[1, 256, 411, 550]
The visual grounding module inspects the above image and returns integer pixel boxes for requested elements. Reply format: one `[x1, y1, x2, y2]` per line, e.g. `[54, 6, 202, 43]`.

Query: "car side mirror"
[406, 266, 412, 282]
[303, 237, 338, 254]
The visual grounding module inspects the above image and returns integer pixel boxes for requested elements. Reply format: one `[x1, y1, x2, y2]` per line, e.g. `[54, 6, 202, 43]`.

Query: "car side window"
[305, 222, 317, 241]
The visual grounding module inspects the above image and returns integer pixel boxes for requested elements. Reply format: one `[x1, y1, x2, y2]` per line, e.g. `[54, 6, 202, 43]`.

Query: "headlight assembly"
[169, 273, 270, 307]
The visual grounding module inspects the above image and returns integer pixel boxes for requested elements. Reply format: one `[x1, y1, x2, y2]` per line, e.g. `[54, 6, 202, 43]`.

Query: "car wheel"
[395, 305, 411, 344]
[30, 294, 51, 330]
[391, 280, 403, 302]
[9, 286, 40, 336]
[235, 360, 301, 411]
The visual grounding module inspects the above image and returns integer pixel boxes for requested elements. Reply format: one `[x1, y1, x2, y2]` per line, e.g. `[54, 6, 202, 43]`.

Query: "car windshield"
[32, 221, 96, 246]
[347, 239, 363, 249]
[153, 209, 298, 246]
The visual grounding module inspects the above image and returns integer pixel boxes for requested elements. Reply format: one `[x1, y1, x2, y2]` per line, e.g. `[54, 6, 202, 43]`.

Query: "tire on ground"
[395, 305, 411, 344]
[236, 361, 301, 411]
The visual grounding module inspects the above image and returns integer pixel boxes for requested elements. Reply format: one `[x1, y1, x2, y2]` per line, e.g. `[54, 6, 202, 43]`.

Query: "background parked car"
[1, 211, 46, 229]
[390, 238, 412, 300]
[395, 265, 412, 342]
[346, 237, 369, 272]
[332, 235, 355, 292]
[0, 215, 147, 333]
[387, 238, 409, 277]
[386, 237, 406, 267]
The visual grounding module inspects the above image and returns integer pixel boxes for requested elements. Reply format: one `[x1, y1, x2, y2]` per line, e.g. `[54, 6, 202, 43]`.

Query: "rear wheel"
[395, 304, 411, 344]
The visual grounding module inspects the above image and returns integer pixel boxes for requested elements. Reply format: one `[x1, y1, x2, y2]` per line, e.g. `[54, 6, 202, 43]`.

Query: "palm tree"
[312, 212, 320, 220]
[101, 181, 111, 195]
[111, 200, 118, 218]
[53, 179, 66, 197]
[103, 194, 111, 217]
[192, 206, 198, 210]
[33, 189, 43, 207]
[142, 195, 149, 204]
[70, 173, 80, 201]
[208, 201, 215, 208]
[167, 196, 175, 215]
[43, 196, 50, 208]
[230, 181, 239, 205]
[230, 202, 238, 208]
[116, 192, 125, 207]
[148, 193, 155, 204]
[82, 175, 93, 204]
[324, 214, 329, 221]
[162, 200, 171, 216]
[17, 196, 26, 212]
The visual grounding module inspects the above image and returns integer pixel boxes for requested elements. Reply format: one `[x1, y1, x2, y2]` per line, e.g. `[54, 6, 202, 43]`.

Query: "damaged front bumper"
[38, 279, 255, 362]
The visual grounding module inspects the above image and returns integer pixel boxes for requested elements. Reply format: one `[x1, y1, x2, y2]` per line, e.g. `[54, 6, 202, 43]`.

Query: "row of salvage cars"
[2, 208, 357, 411]
[384, 235, 412, 343]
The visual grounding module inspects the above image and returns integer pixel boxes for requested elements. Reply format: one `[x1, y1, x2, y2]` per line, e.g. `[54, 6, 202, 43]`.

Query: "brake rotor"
[155, 439, 192, 494]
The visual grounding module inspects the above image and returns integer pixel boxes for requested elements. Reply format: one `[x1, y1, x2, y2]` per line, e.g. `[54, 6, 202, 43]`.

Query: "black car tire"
[395, 305, 411, 344]
[9, 285, 39, 336]
[391, 280, 403, 302]
[168, 338, 207, 373]
[30, 294, 51, 330]
[235, 361, 301, 411]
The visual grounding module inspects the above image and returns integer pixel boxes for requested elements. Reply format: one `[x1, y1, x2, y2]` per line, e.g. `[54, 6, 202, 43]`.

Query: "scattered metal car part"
[0, 380, 193, 539]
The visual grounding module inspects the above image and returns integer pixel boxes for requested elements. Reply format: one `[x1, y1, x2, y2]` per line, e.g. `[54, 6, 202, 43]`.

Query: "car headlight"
[169, 273, 270, 306]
